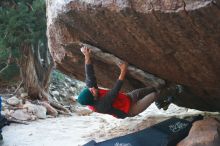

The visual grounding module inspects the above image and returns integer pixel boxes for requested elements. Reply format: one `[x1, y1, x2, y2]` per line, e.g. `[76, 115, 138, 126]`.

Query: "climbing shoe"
[155, 96, 174, 110]
[155, 85, 184, 110]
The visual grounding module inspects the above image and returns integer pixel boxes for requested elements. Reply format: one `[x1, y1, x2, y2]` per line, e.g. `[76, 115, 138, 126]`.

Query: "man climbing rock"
[77, 47, 183, 118]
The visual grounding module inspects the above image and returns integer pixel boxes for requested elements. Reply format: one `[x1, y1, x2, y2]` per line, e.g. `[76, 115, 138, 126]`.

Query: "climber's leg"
[127, 91, 158, 117]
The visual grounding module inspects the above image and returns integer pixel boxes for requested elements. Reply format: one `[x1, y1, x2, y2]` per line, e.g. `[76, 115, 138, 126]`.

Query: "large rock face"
[177, 118, 220, 146]
[47, 0, 220, 112]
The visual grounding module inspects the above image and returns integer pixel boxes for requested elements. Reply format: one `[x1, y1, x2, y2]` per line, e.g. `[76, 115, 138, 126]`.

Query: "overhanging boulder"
[47, 0, 220, 112]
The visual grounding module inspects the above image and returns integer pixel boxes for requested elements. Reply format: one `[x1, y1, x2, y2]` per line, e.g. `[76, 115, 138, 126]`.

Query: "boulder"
[24, 102, 47, 119]
[10, 109, 31, 121]
[47, 0, 220, 112]
[177, 118, 220, 146]
[20, 93, 28, 98]
[7, 96, 20, 106]
[34, 105, 47, 119]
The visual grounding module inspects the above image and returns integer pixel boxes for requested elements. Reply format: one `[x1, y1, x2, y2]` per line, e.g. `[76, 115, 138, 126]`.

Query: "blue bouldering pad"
[84, 117, 192, 146]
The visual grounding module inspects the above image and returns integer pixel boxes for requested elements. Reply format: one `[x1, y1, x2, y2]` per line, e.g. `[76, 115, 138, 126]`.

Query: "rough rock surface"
[177, 118, 220, 146]
[47, 0, 220, 112]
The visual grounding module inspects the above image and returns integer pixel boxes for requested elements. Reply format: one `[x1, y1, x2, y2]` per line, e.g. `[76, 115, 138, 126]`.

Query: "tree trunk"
[18, 43, 53, 100]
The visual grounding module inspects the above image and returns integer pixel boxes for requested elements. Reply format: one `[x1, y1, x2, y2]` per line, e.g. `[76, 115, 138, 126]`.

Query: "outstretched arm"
[118, 62, 128, 81]
[81, 47, 98, 88]
[106, 62, 128, 98]
[96, 62, 128, 112]
[105, 62, 128, 100]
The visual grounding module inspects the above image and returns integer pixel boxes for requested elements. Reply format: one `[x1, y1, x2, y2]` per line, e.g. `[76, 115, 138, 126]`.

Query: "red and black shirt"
[85, 64, 131, 118]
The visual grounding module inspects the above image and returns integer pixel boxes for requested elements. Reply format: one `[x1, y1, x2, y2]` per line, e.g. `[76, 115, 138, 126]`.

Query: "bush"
[0, 63, 20, 84]
[51, 70, 65, 82]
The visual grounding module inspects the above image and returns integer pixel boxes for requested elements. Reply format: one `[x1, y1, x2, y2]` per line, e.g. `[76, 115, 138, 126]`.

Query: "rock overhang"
[47, 0, 220, 112]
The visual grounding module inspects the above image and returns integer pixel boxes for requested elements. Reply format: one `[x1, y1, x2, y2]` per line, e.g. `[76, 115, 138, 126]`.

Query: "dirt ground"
[1, 104, 215, 146]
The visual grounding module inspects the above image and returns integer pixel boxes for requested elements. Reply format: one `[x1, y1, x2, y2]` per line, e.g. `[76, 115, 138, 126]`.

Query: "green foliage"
[0, 0, 46, 58]
[0, 0, 47, 83]
[0, 49, 9, 62]
[0, 63, 20, 81]
[52, 70, 66, 82]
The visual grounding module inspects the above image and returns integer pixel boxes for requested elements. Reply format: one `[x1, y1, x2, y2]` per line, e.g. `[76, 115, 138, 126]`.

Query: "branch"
[49, 100, 71, 114]
[25, 2, 33, 11]
[56, 109, 72, 116]
[14, 80, 23, 94]
[40, 89, 50, 101]
[150, 2, 160, 22]
[7, 117, 29, 125]
[32, 43, 45, 82]
[0, 63, 9, 74]
[38, 101, 58, 117]
[0, 48, 12, 74]
[33, 42, 42, 66]
[182, 0, 188, 15]
[81, 43, 165, 88]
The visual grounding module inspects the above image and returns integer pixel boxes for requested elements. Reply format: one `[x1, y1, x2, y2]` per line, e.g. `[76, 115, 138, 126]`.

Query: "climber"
[77, 46, 183, 118]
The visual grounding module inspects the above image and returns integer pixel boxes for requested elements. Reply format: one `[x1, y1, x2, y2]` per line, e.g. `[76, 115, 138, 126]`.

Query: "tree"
[0, 0, 53, 100]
